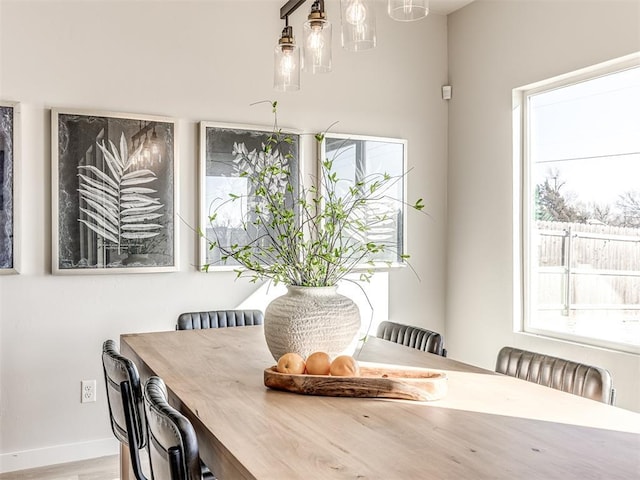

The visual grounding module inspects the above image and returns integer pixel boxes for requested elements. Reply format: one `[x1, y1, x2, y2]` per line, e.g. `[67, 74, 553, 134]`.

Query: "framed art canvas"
[320, 133, 407, 265]
[0, 101, 19, 273]
[52, 109, 177, 274]
[198, 122, 300, 270]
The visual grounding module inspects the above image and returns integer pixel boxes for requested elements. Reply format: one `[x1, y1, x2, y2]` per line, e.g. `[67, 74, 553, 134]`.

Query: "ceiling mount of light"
[274, 0, 427, 91]
[388, 0, 429, 22]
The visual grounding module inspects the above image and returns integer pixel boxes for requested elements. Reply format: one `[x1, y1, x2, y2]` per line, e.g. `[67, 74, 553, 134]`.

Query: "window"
[516, 54, 640, 353]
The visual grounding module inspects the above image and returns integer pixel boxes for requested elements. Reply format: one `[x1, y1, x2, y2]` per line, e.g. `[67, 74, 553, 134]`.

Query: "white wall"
[447, 0, 640, 411]
[0, 0, 449, 471]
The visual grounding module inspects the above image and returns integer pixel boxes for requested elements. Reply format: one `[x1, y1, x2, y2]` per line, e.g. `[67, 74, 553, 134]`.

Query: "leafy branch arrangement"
[77, 132, 164, 254]
[202, 101, 424, 286]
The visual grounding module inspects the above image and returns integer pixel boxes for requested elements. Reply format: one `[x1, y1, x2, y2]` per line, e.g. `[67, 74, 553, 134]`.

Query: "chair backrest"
[376, 321, 446, 357]
[101, 339, 148, 480]
[176, 309, 264, 330]
[144, 376, 205, 480]
[495, 346, 615, 404]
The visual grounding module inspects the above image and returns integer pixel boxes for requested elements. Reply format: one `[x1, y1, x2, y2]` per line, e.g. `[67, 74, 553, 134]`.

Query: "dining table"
[120, 326, 640, 479]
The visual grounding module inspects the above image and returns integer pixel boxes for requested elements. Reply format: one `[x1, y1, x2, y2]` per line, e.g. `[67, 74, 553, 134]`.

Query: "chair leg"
[168, 446, 183, 480]
[121, 380, 149, 480]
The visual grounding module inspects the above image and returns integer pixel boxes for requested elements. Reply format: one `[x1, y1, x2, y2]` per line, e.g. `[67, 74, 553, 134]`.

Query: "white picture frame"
[52, 108, 178, 274]
[319, 133, 408, 266]
[198, 122, 301, 271]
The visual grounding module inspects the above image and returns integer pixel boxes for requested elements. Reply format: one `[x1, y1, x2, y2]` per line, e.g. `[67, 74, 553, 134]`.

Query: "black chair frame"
[144, 376, 215, 480]
[169, 446, 183, 480]
[495, 346, 615, 405]
[176, 309, 263, 330]
[102, 340, 149, 480]
[121, 380, 149, 480]
[376, 321, 447, 357]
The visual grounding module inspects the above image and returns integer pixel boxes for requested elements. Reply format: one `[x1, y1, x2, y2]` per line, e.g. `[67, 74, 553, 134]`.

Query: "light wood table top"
[121, 326, 640, 480]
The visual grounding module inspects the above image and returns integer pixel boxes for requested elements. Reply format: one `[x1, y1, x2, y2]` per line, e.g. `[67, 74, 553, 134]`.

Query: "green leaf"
[199, 101, 421, 287]
[77, 132, 166, 254]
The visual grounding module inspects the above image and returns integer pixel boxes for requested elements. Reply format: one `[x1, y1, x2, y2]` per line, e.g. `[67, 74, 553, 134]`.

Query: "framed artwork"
[320, 133, 407, 265]
[198, 122, 300, 270]
[0, 101, 19, 273]
[52, 109, 177, 274]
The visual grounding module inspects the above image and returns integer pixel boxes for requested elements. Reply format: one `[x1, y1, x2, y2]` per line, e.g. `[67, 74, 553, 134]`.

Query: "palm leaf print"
[77, 132, 164, 253]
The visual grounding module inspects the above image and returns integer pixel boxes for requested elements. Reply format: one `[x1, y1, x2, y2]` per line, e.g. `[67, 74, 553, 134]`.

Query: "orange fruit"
[305, 351, 331, 375]
[277, 352, 306, 374]
[330, 355, 360, 377]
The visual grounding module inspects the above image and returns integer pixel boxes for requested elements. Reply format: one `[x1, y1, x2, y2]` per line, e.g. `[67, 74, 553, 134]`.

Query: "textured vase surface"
[264, 286, 361, 361]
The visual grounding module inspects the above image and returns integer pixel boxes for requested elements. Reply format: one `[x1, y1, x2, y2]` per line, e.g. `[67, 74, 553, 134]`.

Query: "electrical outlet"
[81, 379, 96, 403]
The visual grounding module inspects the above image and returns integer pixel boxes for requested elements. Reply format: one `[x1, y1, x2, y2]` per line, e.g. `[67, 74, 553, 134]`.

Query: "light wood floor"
[0, 455, 119, 480]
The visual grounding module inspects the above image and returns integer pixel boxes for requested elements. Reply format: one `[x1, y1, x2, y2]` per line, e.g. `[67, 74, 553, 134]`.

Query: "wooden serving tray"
[264, 362, 447, 401]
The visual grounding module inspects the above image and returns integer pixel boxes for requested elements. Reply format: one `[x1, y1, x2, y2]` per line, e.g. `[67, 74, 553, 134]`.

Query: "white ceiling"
[430, 0, 476, 15]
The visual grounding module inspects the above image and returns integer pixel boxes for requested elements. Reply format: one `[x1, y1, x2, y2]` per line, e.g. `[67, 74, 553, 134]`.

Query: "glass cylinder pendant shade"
[340, 0, 376, 52]
[303, 18, 332, 73]
[274, 26, 300, 91]
[388, 0, 429, 21]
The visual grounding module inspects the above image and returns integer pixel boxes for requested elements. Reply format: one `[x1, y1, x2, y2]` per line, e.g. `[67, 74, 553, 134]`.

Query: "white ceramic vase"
[264, 285, 361, 361]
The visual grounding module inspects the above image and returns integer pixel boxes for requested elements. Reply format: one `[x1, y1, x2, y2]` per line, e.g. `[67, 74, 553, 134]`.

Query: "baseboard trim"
[0, 437, 119, 474]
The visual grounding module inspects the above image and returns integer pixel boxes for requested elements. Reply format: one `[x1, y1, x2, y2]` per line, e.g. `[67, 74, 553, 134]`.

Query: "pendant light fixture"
[388, 0, 429, 21]
[274, 23, 301, 91]
[303, 0, 332, 73]
[340, 0, 376, 52]
[274, 0, 427, 91]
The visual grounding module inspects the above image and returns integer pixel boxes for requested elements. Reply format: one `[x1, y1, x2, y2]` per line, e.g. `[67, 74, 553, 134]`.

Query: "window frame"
[515, 53, 640, 354]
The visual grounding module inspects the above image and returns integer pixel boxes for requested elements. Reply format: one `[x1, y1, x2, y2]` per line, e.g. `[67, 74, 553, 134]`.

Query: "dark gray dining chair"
[144, 376, 216, 480]
[176, 309, 263, 330]
[495, 346, 615, 404]
[101, 339, 149, 480]
[376, 321, 447, 357]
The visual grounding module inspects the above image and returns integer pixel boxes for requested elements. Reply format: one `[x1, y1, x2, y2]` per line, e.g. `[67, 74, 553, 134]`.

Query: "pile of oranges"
[276, 351, 360, 377]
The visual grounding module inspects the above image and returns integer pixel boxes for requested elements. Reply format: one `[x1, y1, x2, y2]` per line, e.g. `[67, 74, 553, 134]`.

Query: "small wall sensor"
[442, 85, 452, 100]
